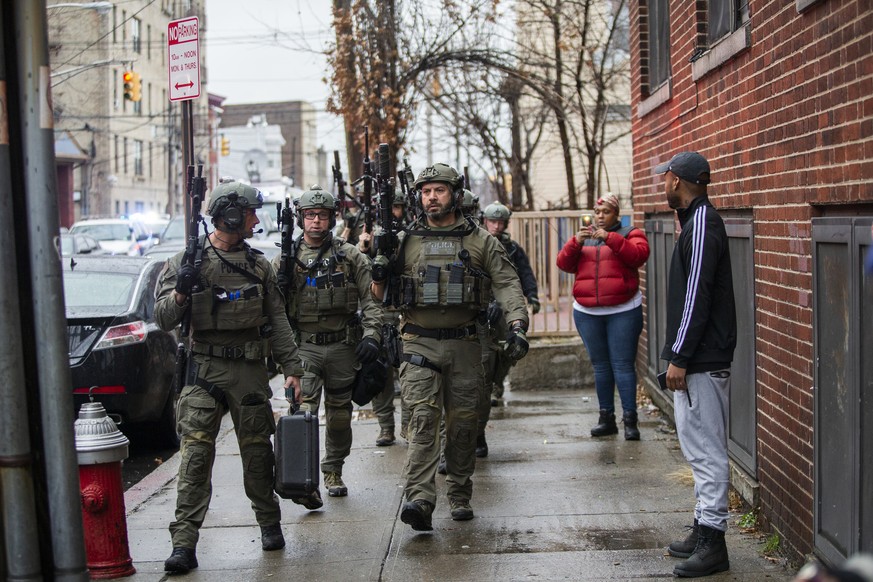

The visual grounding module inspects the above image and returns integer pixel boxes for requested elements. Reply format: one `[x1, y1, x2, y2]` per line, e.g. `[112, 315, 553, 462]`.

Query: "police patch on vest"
[423, 241, 457, 257]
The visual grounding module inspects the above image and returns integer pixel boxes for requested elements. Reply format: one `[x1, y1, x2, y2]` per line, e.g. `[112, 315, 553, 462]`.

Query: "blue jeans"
[573, 306, 643, 414]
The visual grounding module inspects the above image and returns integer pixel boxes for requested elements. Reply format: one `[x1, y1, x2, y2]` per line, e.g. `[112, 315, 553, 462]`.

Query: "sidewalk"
[122, 378, 792, 581]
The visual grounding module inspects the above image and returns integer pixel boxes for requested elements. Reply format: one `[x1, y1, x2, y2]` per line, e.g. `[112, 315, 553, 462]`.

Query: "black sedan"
[64, 256, 179, 447]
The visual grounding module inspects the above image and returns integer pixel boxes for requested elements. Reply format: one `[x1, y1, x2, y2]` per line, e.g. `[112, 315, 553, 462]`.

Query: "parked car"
[63, 256, 178, 446]
[58, 233, 106, 256]
[69, 217, 155, 256]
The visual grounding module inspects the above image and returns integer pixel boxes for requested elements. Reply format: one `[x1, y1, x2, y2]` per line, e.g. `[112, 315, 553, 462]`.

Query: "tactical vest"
[292, 239, 359, 324]
[399, 225, 492, 311]
[189, 241, 269, 331]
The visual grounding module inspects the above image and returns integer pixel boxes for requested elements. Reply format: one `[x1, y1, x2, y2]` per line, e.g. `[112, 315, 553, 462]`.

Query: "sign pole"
[167, 16, 201, 219]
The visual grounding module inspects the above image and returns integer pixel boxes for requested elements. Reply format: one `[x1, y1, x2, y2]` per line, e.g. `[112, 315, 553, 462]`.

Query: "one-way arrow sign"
[167, 17, 200, 102]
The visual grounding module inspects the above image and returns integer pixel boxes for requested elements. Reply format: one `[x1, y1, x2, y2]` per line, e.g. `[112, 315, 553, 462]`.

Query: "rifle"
[397, 156, 418, 222]
[172, 164, 206, 393]
[360, 127, 375, 235]
[275, 195, 296, 293]
[332, 150, 361, 216]
[373, 143, 403, 307]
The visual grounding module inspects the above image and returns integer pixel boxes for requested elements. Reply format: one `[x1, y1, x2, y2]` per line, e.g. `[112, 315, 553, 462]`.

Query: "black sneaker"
[260, 524, 285, 551]
[449, 498, 474, 521]
[292, 489, 323, 510]
[164, 547, 198, 573]
[437, 456, 447, 475]
[400, 499, 434, 531]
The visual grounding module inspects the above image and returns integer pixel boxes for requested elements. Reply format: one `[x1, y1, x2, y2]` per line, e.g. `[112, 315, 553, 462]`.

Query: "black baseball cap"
[654, 151, 711, 185]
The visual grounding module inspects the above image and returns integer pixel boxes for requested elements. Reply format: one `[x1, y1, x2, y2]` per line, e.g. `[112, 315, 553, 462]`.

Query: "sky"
[205, 0, 345, 153]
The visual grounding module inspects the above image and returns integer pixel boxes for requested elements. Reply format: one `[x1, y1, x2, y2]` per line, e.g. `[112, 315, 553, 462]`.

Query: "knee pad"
[326, 402, 352, 432]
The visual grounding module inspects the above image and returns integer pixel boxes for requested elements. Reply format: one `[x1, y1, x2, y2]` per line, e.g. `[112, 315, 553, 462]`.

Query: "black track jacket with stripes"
[661, 194, 737, 373]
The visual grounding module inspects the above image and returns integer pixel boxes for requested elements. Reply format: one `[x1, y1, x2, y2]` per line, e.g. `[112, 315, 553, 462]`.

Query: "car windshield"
[63, 271, 137, 316]
[71, 223, 131, 241]
[161, 218, 185, 241]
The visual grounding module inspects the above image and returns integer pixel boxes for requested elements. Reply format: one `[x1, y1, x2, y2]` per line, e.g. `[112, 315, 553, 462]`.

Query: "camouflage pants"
[170, 357, 277, 549]
[299, 340, 358, 475]
[400, 334, 484, 507]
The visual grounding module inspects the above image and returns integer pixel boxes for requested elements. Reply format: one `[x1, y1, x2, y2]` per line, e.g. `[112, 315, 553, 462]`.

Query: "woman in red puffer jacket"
[556, 194, 650, 440]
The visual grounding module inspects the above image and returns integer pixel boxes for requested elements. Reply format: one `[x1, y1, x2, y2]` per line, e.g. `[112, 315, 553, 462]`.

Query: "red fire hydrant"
[74, 401, 136, 579]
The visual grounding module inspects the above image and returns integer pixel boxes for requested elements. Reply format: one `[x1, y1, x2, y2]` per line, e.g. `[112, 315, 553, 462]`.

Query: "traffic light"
[220, 136, 230, 156]
[123, 71, 142, 102]
[123, 71, 134, 101]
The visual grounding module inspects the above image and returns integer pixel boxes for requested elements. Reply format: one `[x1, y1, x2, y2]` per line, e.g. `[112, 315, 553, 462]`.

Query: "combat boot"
[324, 471, 348, 497]
[668, 520, 699, 558]
[400, 499, 434, 531]
[673, 524, 730, 577]
[376, 427, 396, 446]
[623, 410, 640, 441]
[164, 547, 198, 573]
[260, 524, 285, 551]
[590, 409, 618, 437]
[449, 498, 475, 521]
[475, 434, 489, 458]
[292, 489, 323, 510]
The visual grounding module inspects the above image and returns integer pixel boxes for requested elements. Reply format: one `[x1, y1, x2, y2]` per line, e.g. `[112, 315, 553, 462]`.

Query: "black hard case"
[274, 409, 320, 499]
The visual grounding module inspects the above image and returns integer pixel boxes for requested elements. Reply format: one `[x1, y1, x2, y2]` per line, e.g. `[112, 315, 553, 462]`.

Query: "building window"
[147, 25, 151, 60]
[134, 140, 144, 176]
[161, 34, 165, 66]
[132, 17, 141, 54]
[123, 138, 128, 175]
[149, 142, 153, 178]
[113, 69, 118, 110]
[114, 135, 119, 172]
[646, 0, 670, 91]
[709, 0, 749, 44]
[122, 11, 126, 45]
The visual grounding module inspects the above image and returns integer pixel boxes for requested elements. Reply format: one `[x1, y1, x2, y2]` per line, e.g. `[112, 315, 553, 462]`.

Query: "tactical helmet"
[393, 189, 407, 206]
[460, 189, 480, 215]
[413, 163, 463, 191]
[294, 185, 338, 228]
[483, 202, 512, 222]
[207, 179, 264, 229]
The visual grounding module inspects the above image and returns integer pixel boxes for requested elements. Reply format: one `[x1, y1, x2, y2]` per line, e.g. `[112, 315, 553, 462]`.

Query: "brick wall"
[630, 0, 872, 559]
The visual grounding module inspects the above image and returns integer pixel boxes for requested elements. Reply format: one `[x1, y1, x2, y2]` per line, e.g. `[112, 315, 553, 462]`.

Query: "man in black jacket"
[655, 152, 737, 578]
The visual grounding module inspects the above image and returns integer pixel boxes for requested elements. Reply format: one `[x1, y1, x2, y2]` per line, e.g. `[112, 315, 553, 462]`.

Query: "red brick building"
[629, 0, 872, 564]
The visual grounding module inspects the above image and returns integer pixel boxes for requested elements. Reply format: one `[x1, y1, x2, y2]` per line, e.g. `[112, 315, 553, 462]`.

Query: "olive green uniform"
[155, 239, 304, 549]
[393, 215, 528, 507]
[273, 235, 381, 475]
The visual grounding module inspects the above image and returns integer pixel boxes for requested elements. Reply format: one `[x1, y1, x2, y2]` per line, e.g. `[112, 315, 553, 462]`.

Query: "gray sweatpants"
[673, 369, 731, 532]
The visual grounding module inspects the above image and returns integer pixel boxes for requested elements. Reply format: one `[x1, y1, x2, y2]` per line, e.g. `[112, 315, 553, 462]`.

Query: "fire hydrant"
[74, 401, 136, 579]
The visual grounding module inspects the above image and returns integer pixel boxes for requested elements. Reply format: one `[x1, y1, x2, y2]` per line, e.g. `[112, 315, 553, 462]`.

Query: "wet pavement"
[121, 379, 792, 581]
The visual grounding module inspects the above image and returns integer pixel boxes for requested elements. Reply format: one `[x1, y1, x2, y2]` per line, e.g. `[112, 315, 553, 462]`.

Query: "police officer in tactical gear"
[371, 163, 529, 530]
[358, 190, 408, 446]
[155, 180, 304, 574]
[273, 185, 383, 498]
[459, 189, 481, 220]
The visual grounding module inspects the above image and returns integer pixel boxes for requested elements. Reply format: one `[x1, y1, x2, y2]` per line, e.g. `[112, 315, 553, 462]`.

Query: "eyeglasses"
[303, 210, 331, 221]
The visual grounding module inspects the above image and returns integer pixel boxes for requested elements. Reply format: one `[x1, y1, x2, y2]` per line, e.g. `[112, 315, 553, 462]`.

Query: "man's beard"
[426, 203, 453, 221]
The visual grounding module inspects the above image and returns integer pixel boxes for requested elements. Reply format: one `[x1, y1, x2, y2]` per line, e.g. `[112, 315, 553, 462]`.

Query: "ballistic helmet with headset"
[294, 185, 339, 229]
[483, 202, 512, 223]
[413, 163, 464, 209]
[460, 189, 480, 216]
[393, 188, 407, 207]
[207, 179, 264, 231]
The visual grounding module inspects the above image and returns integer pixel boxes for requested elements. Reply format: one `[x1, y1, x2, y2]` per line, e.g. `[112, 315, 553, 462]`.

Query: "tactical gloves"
[372, 254, 391, 283]
[504, 322, 529, 361]
[355, 336, 382, 364]
[175, 263, 199, 296]
[528, 296, 541, 315]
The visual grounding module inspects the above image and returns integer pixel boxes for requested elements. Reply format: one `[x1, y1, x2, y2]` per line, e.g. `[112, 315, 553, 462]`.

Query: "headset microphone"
[254, 228, 264, 234]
